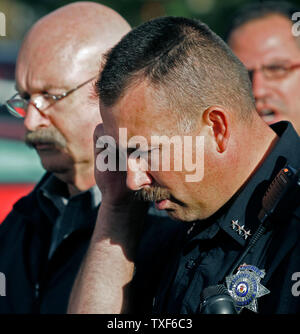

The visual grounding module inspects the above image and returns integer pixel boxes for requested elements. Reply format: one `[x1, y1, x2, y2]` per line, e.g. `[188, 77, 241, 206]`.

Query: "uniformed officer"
[68, 16, 300, 314]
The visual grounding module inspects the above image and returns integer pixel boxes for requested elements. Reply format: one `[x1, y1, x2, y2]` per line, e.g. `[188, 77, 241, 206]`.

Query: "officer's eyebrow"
[127, 145, 159, 154]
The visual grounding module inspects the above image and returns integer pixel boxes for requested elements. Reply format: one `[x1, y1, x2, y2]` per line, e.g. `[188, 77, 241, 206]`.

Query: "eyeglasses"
[248, 63, 300, 82]
[5, 76, 97, 118]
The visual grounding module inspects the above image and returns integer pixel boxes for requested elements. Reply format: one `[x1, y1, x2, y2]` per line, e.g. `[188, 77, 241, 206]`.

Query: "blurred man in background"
[227, 1, 300, 135]
[0, 1, 131, 313]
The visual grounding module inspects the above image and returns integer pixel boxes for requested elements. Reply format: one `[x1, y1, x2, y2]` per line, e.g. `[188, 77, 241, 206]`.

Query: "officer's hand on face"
[93, 123, 130, 207]
[93, 122, 149, 244]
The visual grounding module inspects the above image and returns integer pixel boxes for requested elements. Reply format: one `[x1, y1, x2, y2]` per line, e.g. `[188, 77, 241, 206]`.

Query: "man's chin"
[41, 163, 70, 174]
[38, 153, 73, 175]
[162, 207, 200, 223]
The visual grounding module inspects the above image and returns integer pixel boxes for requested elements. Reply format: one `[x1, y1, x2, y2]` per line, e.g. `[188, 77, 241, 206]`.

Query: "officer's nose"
[126, 157, 153, 191]
[24, 101, 51, 132]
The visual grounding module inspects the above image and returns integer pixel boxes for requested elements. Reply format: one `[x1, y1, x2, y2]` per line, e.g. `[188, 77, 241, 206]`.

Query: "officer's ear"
[202, 106, 230, 153]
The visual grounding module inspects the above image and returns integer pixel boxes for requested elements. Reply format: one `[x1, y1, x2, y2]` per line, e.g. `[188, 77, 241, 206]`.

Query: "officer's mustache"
[134, 186, 171, 202]
[25, 128, 67, 149]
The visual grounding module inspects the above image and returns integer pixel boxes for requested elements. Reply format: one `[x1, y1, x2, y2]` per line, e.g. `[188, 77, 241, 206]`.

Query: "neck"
[54, 163, 96, 197]
[242, 119, 278, 180]
[210, 118, 278, 216]
[233, 119, 278, 192]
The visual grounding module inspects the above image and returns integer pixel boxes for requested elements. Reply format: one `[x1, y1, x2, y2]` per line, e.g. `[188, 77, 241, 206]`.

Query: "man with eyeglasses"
[0, 2, 131, 313]
[227, 1, 300, 135]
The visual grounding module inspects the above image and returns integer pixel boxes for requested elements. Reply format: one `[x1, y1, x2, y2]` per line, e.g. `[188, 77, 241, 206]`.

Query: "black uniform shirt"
[36, 175, 101, 259]
[134, 121, 300, 314]
[0, 173, 101, 313]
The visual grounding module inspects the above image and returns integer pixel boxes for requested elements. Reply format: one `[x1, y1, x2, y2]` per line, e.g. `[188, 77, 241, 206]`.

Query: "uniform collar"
[37, 173, 102, 225]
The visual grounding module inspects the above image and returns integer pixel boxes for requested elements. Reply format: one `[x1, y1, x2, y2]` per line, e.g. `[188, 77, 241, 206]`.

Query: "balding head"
[15, 2, 131, 194]
[17, 1, 131, 85]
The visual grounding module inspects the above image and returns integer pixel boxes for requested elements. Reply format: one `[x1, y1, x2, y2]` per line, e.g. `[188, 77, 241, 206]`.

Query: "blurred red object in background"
[0, 184, 34, 223]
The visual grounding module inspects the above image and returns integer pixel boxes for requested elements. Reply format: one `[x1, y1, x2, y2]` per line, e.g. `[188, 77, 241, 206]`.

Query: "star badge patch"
[225, 264, 270, 313]
[231, 220, 251, 240]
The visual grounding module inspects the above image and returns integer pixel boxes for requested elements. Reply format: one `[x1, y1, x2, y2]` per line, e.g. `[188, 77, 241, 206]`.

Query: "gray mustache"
[25, 128, 67, 149]
[134, 186, 171, 202]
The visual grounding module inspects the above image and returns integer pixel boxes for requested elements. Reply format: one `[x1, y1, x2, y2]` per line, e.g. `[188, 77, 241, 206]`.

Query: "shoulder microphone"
[199, 284, 237, 314]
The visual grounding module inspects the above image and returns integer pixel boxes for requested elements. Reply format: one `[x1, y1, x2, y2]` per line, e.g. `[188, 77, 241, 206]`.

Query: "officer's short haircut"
[225, 1, 300, 44]
[97, 16, 255, 131]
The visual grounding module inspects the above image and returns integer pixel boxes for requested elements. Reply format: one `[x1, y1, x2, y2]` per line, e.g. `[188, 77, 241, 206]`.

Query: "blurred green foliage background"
[2, 0, 300, 44]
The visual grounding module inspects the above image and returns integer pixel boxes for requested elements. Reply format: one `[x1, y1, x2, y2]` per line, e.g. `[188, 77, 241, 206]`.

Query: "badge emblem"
[225, 264, 270, 313]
